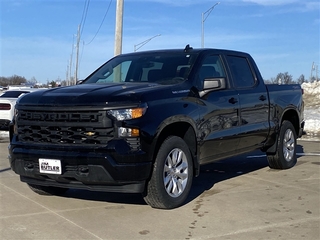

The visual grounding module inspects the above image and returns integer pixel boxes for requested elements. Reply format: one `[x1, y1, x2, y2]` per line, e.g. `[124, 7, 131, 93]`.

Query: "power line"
[76, 0, 113, 82]
[80, 0, 90, 38]
[85, 0, 113, 45]
[79, 41, 85, 77]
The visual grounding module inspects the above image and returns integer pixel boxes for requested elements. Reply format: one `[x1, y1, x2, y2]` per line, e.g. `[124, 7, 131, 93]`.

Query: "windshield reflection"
[84, 52, 198, 85]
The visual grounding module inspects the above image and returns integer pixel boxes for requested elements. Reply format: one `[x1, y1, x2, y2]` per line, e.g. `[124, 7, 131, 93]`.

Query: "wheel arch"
[265, 108, 300, 154]
[152, 118, 200, 177]
[281, 108, 300, 137]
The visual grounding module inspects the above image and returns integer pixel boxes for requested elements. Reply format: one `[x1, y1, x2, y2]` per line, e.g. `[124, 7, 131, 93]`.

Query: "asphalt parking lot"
[0, 135, 319, 240]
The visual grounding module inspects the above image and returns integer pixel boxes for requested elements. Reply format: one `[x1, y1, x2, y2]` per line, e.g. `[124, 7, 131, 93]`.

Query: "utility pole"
[114, 0, 124, 56]
[201, 2, 220, 48]
[310, 62, 314, 81]
[74, 24, 81, 85]
[66, 60, 69, 86]
[310, 62, 319, 82]
[68, 55, 72, 86]
[68, 35, 75, 86]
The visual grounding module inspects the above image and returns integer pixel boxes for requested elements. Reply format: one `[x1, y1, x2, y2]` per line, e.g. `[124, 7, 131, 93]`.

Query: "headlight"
[108, 106, 147, 121]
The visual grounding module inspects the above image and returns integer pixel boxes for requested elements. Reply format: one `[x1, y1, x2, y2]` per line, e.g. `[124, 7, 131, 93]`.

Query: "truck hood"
[17, 83, 173, 107]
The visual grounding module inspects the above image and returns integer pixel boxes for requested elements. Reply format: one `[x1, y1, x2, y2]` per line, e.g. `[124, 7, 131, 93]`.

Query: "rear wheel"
[27, 184, 68, 196]
[267, 120, 297, 169]
[143, 136, 193, 209]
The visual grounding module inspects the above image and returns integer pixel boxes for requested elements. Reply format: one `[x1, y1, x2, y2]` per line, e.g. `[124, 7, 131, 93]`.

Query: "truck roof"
[118, 46, 250, 58]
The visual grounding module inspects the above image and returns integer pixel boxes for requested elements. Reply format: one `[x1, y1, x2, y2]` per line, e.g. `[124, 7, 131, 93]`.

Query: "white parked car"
[0, 88, 43, 130]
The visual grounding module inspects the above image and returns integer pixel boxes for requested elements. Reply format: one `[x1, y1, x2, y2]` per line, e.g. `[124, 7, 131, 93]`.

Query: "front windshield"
[84, 52, 198, 85]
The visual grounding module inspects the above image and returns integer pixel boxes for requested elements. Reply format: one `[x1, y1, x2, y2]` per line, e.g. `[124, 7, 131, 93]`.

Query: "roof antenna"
[184, 44, 193, 52]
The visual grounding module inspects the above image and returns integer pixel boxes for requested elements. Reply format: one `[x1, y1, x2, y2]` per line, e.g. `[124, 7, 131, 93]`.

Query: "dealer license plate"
[39, 158, 62, 174]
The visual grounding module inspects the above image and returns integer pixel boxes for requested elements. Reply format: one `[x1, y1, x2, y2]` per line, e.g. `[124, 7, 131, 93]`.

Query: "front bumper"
[9, 142, 152, 193]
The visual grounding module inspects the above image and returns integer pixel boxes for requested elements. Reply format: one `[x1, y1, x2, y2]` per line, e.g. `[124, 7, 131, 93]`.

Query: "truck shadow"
[187, 151, 269, 204]
[187, 145, 304, 204]
[61, 145, 304, 207]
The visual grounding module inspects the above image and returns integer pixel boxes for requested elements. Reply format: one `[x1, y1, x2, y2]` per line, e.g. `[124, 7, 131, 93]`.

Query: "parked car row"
[0, 88, 45, 130]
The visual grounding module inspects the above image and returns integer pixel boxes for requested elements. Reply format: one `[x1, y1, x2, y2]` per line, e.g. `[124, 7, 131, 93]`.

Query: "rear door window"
[225, 56, 256, 88]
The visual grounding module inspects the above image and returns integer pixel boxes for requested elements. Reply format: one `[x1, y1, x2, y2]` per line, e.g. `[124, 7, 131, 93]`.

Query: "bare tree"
[27, 76, 38, 86]
[276, 72, 293, 84]
[0, 75, 27, 86]
[297, 74, 306, 85]
[264, 79, 272, 84]
[270, 77, 277, 84]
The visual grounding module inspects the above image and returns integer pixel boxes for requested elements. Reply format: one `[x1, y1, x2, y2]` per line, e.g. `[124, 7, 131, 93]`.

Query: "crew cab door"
[225, 55, 269, 150]
[197, 55, 240, 164]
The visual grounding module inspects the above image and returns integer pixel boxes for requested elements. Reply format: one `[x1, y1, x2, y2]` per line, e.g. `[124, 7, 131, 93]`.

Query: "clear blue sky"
[1, 0, 319, 83]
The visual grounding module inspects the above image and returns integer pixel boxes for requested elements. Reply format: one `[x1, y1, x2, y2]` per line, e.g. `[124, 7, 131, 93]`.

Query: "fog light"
[118, 127, 139, 137]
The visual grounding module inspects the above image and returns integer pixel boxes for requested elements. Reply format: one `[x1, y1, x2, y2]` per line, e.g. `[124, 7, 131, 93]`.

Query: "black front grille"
[16, 109, 114, 146]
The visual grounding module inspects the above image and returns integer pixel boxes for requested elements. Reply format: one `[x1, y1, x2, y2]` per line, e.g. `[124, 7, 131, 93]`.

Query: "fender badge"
[172, 90, 190, 94]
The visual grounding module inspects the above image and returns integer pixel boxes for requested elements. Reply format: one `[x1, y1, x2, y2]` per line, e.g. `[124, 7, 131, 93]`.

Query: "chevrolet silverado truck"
[8, 46, 304, 209]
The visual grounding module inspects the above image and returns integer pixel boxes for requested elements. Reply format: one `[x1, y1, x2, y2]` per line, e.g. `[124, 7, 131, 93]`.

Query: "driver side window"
[198, 55, 226, 82]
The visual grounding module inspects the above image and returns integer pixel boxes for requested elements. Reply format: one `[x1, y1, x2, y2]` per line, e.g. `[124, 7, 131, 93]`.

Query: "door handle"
[228, 97, 238, 104]
[259, 95, 267, 101]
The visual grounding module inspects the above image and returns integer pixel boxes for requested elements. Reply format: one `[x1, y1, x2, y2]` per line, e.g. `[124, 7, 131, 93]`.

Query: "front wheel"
[267, 120, 297, 169]
[143, 136, 193, 209]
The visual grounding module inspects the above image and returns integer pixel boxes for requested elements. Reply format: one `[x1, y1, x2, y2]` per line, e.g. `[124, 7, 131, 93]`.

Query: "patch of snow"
[301, 81, 320, 140]
[301, 81, 320, 97]
[304, 109, 320, 135]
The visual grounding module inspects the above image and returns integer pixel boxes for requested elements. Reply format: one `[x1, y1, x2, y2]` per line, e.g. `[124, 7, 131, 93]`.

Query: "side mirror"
[204, 78, 226, 90]
[199, 78, 226, 97]
[77, 80, 84, 85]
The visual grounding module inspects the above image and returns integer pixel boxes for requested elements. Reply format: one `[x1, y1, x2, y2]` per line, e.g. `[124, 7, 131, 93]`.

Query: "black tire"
[267, 120, 297, 169]
[143, 136, 193, 209]
[27, 184, 68, 196]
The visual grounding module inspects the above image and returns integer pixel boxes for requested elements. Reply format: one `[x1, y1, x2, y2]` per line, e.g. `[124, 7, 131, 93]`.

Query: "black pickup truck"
[8, 46, 304, 209]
